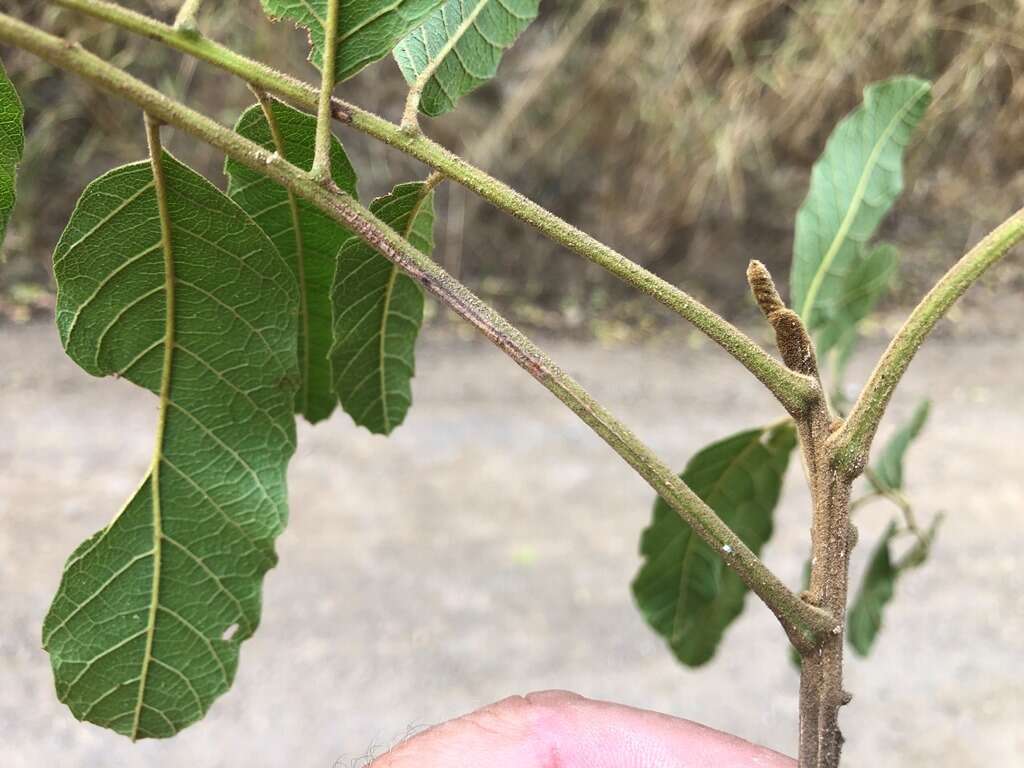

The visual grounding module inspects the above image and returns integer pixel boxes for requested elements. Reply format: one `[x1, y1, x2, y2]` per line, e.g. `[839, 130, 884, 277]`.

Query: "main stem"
[0, 12, 833, 645]
[45, 0, 815, 416]
[797, 409, 853, 768]
[749, 262, 852, 768]
[310, 0, 339, 183]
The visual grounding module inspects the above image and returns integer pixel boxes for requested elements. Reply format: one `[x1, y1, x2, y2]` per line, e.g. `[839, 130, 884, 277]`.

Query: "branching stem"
[0, 10, 834, 644]
[45, 0, 816, 416]
[749, 261, 851, 768]
[830, 207, 1024, 477]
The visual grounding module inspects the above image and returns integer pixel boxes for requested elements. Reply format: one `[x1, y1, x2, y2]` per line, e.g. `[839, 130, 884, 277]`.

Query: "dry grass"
[3, 0, 1023, 326]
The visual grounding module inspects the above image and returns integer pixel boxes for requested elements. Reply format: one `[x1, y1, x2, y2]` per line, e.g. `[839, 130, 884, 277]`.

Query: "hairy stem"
[46, 0, 816, 416]
[0, 11, 834, 643]
[830, 207, 1024, 477]
[310, 0, 339, 183]
[749, 261, 851, 768]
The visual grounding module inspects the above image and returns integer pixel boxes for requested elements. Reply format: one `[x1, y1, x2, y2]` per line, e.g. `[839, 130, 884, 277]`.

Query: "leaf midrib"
[257, 98, 312, 416]
[130, 143, 177, 741]
[378, 184, 432, 431]
[412, 0, 490, 94]
[798, 81, 929, 321]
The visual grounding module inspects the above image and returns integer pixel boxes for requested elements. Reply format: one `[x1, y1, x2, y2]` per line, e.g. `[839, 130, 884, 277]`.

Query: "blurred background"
[2, 1, 1023, 766]
[3, 0, 1023, 330]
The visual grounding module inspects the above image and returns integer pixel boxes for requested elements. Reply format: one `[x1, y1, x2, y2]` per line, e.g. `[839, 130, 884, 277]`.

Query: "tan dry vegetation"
[2, 0, 1022, 328]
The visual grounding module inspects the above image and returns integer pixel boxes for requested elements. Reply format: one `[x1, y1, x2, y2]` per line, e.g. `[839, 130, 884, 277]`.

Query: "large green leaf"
[872, 399, 930, 491]
[260, 0, 444, 83]
[43, 152, 299, 739]
[791, 77, 931, 329]
[817, 242, 899, 362]
[632, 424, 798, 667]
[394, 0, 540, 117]
[0, 57, 24, 247]
[226, 98, 358, 424]
[330, 181, 435, 434]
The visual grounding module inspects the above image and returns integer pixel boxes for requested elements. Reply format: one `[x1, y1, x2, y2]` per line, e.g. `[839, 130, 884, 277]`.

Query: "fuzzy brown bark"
[747, 261, 853, 767]
[797, 424, 853, 768]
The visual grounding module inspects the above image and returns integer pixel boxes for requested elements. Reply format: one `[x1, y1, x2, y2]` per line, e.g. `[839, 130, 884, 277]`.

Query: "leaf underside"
[791, 77, 931, 330]
[632, 424, 798, 667]
[0, 57, 25, 247]
[44, 153, 298, 739]
[394, 0, 540, 117]
[226, 98, 358, 424]
[260, 0, 445, 84]
[330, 181, 436, 435]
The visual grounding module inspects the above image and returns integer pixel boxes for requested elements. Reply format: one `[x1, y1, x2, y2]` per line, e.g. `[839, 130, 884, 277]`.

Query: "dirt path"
[2, 321, 1021, 766]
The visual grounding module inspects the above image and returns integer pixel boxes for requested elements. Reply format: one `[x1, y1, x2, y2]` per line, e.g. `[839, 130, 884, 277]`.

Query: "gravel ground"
[2, 321, 1022, 766]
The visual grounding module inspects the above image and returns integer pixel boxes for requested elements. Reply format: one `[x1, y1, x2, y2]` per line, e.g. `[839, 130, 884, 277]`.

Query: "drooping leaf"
[847, 523, 897, 656]
[632, 423, 798, 667]
[817, 242, 899, 361]
[847, 513, 941, 657]
[0, 57, 24, 247]
[393, 0, 541, 118]
[260, 0, 444, 84]
[226, 98, 358, 424]
[873, 399, 930, 491]
[791, 77, 931, 329]
[330, 181, 435, 434]
[44, 152, 299, 739]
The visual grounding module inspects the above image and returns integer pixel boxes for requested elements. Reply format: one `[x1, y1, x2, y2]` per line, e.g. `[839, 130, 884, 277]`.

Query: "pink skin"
[368, 690, 795, 768]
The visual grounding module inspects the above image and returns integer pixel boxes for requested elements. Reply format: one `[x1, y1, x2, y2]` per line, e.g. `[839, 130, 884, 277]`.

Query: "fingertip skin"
[369, 690, 795, 768]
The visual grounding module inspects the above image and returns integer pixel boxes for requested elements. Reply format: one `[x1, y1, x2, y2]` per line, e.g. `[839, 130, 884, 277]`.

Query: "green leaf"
[848, 514, 941, 657]
[0, 57, 25, 247]
[260, 0, 444, 84]
[330, 182, 435, 434]
[791, 77, 931, 328]
[817, 242, 899, 360]
[394, 0, 540, 117]
[226, 98, 358, 424]
[44, 152, 299, 739]
[873, 399, 930, 491]
[632, 423, 798, 667]
[847, 523, 897, 656]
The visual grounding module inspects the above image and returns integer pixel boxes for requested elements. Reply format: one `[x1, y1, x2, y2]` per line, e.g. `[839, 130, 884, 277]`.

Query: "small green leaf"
[632, 423, 798, 667]
[873, 399, 930, 491]
[791, 77, 931, 329]
[330, 181, 435, 434]
[44, 152, 298, 738]
[847, 523, 897, 656]
[226, 98, 358, 424]
[260, 0, 444, 84]
[394, 0, 540, 117]
[817, 242, 899, 360]
[0, 57, 25, 247]
[848, 515, 941, 657]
